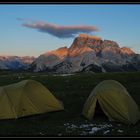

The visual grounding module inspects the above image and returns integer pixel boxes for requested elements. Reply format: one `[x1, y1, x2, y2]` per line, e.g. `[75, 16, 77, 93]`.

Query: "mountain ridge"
[30, 34, 139, 73]
[0, 34, 139, 73]
[0, 56, 35, 70]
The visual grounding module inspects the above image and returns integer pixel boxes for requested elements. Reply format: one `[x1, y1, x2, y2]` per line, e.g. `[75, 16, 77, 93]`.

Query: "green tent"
[0, 80, 64, 119]
[82, 80, 140, 124]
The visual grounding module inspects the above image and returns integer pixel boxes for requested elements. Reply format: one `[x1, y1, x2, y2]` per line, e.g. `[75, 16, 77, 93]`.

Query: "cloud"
[19, 18, 99, 38]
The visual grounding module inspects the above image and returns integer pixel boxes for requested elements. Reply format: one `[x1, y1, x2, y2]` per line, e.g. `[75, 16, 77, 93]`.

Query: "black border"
[0, 1, 140, 4]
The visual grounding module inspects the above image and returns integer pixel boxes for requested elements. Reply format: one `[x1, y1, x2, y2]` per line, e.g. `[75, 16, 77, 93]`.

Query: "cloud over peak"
[19, 18, 99, 38]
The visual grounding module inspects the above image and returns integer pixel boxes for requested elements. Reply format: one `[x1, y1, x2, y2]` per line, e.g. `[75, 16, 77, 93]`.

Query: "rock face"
[30, 34, 140, 73]
[0, 56, 35, 70]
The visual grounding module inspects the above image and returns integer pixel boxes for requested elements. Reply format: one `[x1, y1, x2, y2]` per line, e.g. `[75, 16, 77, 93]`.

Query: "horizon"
[0, 4, 140, 57]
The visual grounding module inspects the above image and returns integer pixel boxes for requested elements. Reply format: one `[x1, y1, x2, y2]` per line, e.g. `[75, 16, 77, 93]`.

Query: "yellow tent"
[82, 80, 140, 124]
[0, 80, 64, 119]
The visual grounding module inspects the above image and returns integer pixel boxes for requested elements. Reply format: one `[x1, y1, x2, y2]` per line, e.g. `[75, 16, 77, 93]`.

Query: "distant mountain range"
[1, 34, 140, 73]
[0, 56, 35, 70]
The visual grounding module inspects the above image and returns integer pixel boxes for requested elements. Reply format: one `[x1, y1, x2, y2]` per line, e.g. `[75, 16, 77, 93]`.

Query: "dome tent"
[0, 80, 64, 119]
[82, 80, 140, 124]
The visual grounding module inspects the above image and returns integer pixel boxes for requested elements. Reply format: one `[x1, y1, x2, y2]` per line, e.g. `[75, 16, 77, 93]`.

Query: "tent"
[82, 80, 140, 124]
[0, 80, 64, 119]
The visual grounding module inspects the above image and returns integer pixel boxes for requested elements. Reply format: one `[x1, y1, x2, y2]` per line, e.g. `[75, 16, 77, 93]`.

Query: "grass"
[0, 71, 140, 137]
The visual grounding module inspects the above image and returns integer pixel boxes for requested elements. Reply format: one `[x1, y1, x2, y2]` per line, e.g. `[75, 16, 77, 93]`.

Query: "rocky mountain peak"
[26, 34, 140, 73]
[101, 40, 119, 48]
[69, 34, 103, 51]
[69, 34, 121, 52]
[78, 34, 102, 40]
[120, 47, 135, 56]
[42, 46, 68, 59]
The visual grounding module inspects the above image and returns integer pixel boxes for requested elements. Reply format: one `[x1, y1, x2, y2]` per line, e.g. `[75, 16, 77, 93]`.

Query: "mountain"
[30, 34, 140, 73]
[0, 56, 35, 70]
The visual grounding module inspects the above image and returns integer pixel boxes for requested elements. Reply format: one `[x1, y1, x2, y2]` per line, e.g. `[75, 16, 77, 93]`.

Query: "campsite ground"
[0, 71, 140, 137]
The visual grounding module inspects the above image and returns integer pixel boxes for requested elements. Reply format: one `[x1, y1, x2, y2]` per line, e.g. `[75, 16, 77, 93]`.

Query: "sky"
[0, 4, 140, 57]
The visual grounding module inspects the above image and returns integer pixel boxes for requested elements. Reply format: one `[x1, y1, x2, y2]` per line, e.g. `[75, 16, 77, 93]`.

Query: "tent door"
[94, 100, 108, 119]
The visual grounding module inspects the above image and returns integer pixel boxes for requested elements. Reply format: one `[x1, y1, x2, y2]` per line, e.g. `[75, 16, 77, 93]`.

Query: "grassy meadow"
[0, 71, 140, 137]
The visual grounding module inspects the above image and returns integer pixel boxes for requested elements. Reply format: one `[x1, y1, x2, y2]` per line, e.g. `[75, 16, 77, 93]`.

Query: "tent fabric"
[82, 80, 140, 124]
[0, 80, 64, 119]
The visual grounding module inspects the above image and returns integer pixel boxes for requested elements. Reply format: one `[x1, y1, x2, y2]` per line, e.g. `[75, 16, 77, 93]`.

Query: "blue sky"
[0, 4, 140, 56]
